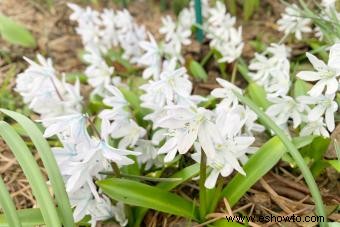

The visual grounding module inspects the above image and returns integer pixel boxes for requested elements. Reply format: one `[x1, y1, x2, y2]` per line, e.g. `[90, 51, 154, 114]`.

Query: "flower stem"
[111, 162, 121, 178]
[233, 91, 327, 226]
[199, 151, 207, 220]
[200, 49, 213, 66]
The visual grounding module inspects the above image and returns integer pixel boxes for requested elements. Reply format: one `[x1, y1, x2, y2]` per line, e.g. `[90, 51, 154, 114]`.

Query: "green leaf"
[311, 160, 329, 177]
[301, 136, 330, 161]
[221, 136, 285, 206]
[246, 83, 270, 110]
[328, 160, 340, 172]
[157, 163, 200, 191]
[133, 164, 200, 227]
[225, 0, 237, 15]
[0, 121, 61, 227]
[243, 0, 259, 21]
[189, 60, 208, 81]
[0, 176, 21, 227]
[0, 14, 36, 48]
[294, 79, 309, 97]
[0, 209, 44, 226]
[0, 109, 75, 226]
[97, 178, 199, 220]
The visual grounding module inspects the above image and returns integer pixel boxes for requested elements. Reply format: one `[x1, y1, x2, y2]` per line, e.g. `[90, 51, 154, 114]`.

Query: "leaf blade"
[0, 121, 61, 227]
[0, 14, 36, 48]
[0, 176, 21, 227]
[97, 178, 199, 220]
[0, 109, 74, 226]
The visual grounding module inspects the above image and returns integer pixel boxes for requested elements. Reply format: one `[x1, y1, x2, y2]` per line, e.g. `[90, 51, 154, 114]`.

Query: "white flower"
[192, 136, 255, 189]
[215, 104, 264, 138]
[98, 140, 140, 165]
[140, 59, 193, 111]
[298, 94, 338, 131]
[100, 9, 119, 48]
[211, 78, 242, 107]
[16, 55, 82, 118]
[135, 140, 163, 170]
[99, 85, 130, 122]
[39, 113, 89, 143]
[68, 4, 104, 52]
[266, 96, 308, 128]
[277, 4, 312, 40]
[300, 118, 329, 137]
[139, 33, 163, 80]
[83, 47, 114, 95]
[157, 105, 221, 162]
[297, 44, 340, 96]
[204, 1, 243, 63]
[111, 202, 128, 226]
[109, 120, 146, 149]
[249, 44, 291, 97]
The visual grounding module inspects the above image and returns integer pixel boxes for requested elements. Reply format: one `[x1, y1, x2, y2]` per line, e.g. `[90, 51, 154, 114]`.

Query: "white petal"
[306, 52, 327, 71]
[178, 128, 198, 154]
[296, 71, 321, 81]
[325, 78, 338, 95]
[308, 80, 327, 96]
[328, 43, 340, 70]
[325, 107, 335, 131]
[308, 105, 325, 121]
[204, 169, 220, 189]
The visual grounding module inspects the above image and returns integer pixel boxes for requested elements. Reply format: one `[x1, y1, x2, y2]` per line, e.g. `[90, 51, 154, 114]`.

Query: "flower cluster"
[204, 1, 244, 63]
[277, 4, 312, 40]
[261, 44, 339, 138]
[277, 1, 340, 42]
[249, 44, 291, 98]
[16, 55, 134, 226]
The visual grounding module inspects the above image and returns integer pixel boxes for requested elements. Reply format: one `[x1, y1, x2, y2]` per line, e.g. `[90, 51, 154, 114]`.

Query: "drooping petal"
[325, 107, 335, 131]
[204, 169, 220, 189]
[327, 43, 340, 70]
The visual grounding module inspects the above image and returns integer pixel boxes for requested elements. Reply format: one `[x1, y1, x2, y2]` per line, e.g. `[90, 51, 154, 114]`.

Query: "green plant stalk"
[200, 49, 213, 66]
[231, 61, 238, 84]
[0, 176, 21, 227]
[194, 0, 204, 42]
[0, 109, 75, 227]
[199, 151, 207, 220]
[233, 92, 327, 225]
[0, 122, 61, 227]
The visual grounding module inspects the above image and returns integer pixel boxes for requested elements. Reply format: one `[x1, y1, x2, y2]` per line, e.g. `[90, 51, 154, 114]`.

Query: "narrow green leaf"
[246, 83, 270, 110]
[0, 208, 44, 227]
[221, 136, 285, 206]
[189, 60, 208, 81]
[0, 121, 61, 227]
[0, 14, 36, 48]
[133, 164, 200, 227]
[328, 160, 340, 172]
[0, 109, 75, 226]
[0, 176, 21, 227]
[243, 0, 259, 20]
[157, 163, 200, 191]
[97, 178, 199, 220]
